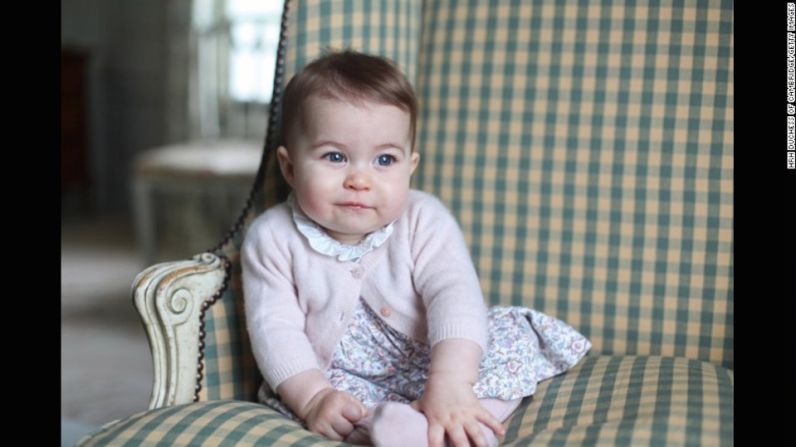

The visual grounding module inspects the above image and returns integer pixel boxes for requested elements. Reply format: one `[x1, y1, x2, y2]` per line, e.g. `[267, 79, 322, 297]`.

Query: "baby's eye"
[324, 152, 346, 163]
[376, 154, 397, 166]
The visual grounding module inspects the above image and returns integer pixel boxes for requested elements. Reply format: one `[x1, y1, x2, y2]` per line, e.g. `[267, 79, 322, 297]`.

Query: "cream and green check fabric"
[80, 0, 733, 445]
[412, 0, 733, 370]
[80, 356, 732, 446]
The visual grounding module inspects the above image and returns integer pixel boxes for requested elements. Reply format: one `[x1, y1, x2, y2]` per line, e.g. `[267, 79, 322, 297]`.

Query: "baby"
[242, 50, 590, 447]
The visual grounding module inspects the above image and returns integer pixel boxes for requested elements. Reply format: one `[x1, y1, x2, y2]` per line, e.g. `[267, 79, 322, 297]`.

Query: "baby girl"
[242, 50, 590, 447]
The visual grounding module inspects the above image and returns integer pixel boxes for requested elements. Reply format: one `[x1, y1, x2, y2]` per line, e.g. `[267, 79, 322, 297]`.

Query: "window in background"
[226, 0, 281, 103]
[134, 0, 282, 263]
[191, 0, 281, 139]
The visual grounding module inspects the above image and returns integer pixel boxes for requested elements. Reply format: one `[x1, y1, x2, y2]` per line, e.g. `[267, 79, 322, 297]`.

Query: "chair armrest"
[133, 252, 228, 409]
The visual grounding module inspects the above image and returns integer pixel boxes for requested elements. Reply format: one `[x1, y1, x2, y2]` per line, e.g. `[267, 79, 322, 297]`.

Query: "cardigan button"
[380, 306, 392, 318]
[351, 267, 364, 279]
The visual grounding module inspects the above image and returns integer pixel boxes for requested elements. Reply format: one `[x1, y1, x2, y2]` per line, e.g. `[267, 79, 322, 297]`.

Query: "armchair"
[79, 0, 733, 445]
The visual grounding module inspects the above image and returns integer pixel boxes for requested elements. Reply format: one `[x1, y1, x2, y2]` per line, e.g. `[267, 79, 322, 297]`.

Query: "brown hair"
[279, 49, 417, 150]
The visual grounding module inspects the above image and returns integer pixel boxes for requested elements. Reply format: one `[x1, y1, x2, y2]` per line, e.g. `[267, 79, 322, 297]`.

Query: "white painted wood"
[132, 252, 227, 409]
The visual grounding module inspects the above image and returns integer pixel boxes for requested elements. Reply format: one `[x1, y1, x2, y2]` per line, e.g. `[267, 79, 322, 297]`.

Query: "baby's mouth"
[337, 201, 372, 209]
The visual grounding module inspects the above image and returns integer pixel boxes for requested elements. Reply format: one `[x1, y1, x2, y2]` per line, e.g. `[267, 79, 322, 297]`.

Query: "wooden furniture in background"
[132, 139, 261, 264]
[61, 48, 91, 206]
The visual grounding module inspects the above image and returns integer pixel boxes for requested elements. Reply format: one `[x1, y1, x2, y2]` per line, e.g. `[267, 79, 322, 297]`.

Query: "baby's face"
[277, 96, 419, 244]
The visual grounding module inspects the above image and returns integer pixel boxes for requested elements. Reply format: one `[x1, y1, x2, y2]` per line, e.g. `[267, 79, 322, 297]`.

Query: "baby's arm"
[407, 194, 504, 446]
[277, 369, 367, 441]
[241, 214, 366, 440]
[413, 339, 505, 447]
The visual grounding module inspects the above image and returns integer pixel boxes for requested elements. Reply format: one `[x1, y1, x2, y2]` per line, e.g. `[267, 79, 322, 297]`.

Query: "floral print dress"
[260, 197, 592, 418]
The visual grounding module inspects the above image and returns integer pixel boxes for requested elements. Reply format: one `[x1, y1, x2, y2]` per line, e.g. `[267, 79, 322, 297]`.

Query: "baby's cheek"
[383, 190, 410, 221]
[303, 197, 329, 221]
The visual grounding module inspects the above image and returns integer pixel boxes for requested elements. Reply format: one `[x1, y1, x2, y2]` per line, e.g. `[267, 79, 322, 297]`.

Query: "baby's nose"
[344, 168, 371, 190]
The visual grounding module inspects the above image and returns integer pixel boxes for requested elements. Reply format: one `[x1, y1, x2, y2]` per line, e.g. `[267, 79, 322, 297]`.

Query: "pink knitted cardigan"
[242, 189, 488, 390]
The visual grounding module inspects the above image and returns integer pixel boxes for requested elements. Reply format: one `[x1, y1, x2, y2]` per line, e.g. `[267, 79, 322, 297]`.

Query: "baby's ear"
[409, 151, 420, 175]
[276, 146, 295, 186]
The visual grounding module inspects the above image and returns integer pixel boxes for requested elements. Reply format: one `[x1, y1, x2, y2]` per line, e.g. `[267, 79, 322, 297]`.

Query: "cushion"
[78, 355, 732, 447]
[503, 355, 733, 446]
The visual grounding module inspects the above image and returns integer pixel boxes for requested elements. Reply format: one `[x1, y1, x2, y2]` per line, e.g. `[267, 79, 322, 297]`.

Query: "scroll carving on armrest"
[132, 252, 228, 409]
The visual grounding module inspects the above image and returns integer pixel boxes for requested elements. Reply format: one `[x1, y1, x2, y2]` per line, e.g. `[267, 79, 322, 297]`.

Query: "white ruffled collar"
[287, 194, 394, 263]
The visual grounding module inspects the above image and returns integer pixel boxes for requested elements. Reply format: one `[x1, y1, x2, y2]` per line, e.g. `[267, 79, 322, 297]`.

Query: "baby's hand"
[412, 373, 506, 447]
[301, 388, 367, 441]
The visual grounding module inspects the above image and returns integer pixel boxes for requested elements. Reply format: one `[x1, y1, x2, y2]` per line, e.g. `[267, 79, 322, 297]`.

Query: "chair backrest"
[411, 0, 733, 371]
[197, 0, 733, 402]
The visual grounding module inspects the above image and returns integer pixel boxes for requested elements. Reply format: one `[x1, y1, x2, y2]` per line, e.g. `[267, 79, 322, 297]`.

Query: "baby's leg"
[369, 398, 522, 447]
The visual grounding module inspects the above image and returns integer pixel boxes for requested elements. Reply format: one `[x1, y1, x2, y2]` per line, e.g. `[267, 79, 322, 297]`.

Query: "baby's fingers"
[308, 420, 344, 442]
[427, 421, 446, 447]
[447, 423, 475, 447]
[463, 420, 489, 447]
[330, 417, 355, 439]
[311, 415, 355, 441]
[341, 400, 366, 422]
[477, 410, 506, 439]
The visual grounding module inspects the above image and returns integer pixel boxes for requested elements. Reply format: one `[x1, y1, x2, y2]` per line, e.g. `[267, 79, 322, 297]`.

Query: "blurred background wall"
[62, 0, 174, 217]
[61, 0, 276, 233]
[61, 1, 280, 444]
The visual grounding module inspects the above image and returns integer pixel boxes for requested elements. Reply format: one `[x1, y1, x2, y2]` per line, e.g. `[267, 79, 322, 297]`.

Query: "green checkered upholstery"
[80, 0, 733, 445]
[80, 356, 732, 446]
[79, 401, 345, 447]
[501, 355, 732, 446]
[412, 0, 733, 369]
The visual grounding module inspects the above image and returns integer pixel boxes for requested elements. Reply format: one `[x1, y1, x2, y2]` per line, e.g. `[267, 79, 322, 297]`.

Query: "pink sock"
[370, 402, 431, 447]
[368, 398, 522, 447]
